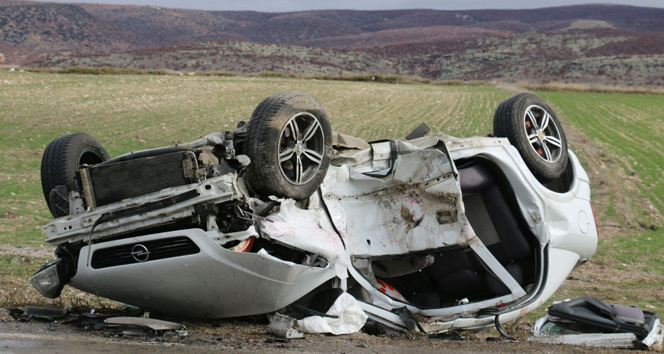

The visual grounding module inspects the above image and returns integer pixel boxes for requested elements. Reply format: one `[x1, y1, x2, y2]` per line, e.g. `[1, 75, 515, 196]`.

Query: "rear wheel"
[244, 92, 332, 200]
[41, 133, 110, 217]
[493, 93, 568, 182]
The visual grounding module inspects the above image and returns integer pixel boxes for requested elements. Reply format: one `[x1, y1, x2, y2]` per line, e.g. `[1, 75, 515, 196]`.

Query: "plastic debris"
[267, 313, 305, 339]
[104, 316, 184, 331]
[530, 297, 663, 350]
[8, 306, 67, 321]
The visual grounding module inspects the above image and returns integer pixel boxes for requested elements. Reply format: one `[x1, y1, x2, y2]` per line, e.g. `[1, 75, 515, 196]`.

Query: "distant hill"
[1, 1, 663, 85]
[0, 2, 138, 62]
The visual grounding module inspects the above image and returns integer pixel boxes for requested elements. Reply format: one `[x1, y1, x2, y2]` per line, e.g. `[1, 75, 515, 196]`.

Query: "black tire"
[41, 133, 110, 218]
[244, 92, 332, 200]
[493, 93, 568, 182]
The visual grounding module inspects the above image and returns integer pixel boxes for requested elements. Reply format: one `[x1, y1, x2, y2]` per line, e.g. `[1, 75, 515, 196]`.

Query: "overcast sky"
[30, 0, 664, 11]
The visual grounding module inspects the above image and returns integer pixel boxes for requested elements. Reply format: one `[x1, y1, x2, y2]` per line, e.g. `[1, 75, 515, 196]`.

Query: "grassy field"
[0, 72, 662, 324]
[534, 91, 664, 319]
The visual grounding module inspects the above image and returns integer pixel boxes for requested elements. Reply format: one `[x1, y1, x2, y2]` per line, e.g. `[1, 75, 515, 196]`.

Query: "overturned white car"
[32, 92, 598, 334]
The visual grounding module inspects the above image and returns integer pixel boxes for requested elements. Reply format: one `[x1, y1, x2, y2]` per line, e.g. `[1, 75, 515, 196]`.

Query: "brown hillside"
[302, 26, 511, 48]
[0, 3, 136, 63]
[1, 1, 663, 86]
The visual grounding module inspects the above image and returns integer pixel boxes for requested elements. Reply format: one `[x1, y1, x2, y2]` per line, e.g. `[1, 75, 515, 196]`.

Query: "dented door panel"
[322, 148, 471, 257]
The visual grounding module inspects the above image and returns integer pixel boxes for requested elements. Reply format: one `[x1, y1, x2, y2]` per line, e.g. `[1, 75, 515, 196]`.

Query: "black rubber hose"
[97, 145, 183, 166]
[97, 135, 221, 166]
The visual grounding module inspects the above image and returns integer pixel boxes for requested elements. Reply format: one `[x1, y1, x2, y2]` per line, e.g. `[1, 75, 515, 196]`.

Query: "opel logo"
[131, 244, 150, 263]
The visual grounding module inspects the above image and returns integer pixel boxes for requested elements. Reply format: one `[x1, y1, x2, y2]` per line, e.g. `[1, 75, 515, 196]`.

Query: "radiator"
[80, 151, 197, 207]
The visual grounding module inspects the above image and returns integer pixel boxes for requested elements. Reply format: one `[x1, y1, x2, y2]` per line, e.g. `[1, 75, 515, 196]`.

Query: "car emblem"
[131, 244, 150, 262]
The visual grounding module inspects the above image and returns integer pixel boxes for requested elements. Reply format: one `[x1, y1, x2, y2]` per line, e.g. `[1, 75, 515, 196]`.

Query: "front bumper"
[69, 228, 336, 318]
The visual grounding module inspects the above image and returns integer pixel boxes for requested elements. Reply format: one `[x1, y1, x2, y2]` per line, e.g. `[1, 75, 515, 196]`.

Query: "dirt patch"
[565, 20, 615, 31]
[559, 256, 664, 309]
[494, 82, 524, 93]
[0, 244, 53, 258]
[0, 315, 633, 354]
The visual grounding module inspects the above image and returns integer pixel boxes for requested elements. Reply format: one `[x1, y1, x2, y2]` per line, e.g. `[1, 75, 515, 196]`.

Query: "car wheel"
[244, 92, 332, 200]
[493, 93, 568, 182]
[41, 133, 110, 218]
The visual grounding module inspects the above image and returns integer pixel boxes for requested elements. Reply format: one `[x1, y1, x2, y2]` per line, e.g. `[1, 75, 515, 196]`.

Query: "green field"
[0, 72, 662, 320]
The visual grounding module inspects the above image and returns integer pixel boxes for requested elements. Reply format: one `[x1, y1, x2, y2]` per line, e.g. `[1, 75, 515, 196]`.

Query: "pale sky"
[29, 0, 664, 11]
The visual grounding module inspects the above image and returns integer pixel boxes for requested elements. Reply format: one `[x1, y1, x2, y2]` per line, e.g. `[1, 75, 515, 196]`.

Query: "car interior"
[372, 158, 541, 308]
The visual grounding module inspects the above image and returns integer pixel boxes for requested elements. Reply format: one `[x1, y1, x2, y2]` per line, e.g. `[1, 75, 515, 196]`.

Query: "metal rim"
[523, 105, 563, 163]
[277, 112, 325, 185]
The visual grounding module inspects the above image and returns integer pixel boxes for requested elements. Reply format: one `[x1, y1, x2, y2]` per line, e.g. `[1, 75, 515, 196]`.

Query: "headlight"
[29, 258, 67, 298]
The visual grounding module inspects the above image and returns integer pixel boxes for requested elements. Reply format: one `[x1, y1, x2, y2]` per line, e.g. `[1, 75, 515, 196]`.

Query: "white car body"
[35, 131, 597, 334]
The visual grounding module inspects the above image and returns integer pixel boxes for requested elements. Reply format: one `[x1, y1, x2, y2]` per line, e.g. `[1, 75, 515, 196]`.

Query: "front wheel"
[493, 93, 568, 182]
[244, 92, 332, 200]
[41, 133, 110, 217]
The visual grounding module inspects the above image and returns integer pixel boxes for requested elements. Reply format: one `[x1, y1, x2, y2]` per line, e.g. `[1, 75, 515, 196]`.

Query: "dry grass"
[23, 65, 487, 86]
[22, 66, 664, 95]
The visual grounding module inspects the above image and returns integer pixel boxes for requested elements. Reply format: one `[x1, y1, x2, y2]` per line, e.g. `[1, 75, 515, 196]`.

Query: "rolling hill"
[1, 1, 663, 85]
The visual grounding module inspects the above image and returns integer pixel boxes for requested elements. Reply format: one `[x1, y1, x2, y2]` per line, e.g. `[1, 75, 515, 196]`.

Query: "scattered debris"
[297, 292, 368, 335]
[7, 306, 187, 337]
[105, 316, 187, 337]
[66, 311, 111, 331]
[9, 306, 67, 321]
[266, 291, 368, 338]
[104, 316, 184, 331]
[267, 313, 304, 339]
[530, 297, 664, 350]
[530, 332, 638, 349]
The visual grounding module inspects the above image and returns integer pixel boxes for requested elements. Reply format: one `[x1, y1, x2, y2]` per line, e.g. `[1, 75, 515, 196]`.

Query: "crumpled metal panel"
[322, 147, 470, 257]
[260, 197, 350, 279]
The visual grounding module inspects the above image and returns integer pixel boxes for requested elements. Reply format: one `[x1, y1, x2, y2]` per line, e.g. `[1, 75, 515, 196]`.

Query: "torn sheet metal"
[261, 196, 350, 280]
[297, 292, 368, 335]
[104, 317, 184, 331]
[322, 147, 469, 257]
[330, 131, 372, 168]
[331, 131, 370, 150]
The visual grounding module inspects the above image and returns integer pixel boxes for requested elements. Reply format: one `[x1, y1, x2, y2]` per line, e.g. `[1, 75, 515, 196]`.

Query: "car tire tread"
[493, 93, 568, 182]
[244, 92, 332, 200]
[41, 133, 110, 217]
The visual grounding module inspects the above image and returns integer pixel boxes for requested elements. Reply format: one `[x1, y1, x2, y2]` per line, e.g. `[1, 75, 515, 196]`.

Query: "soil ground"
[0, 316, 636, 354]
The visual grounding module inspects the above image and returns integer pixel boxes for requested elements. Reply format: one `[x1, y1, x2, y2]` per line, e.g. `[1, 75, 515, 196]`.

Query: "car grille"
[90, 236, 200, 269]
[83, 151, 194, 207]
